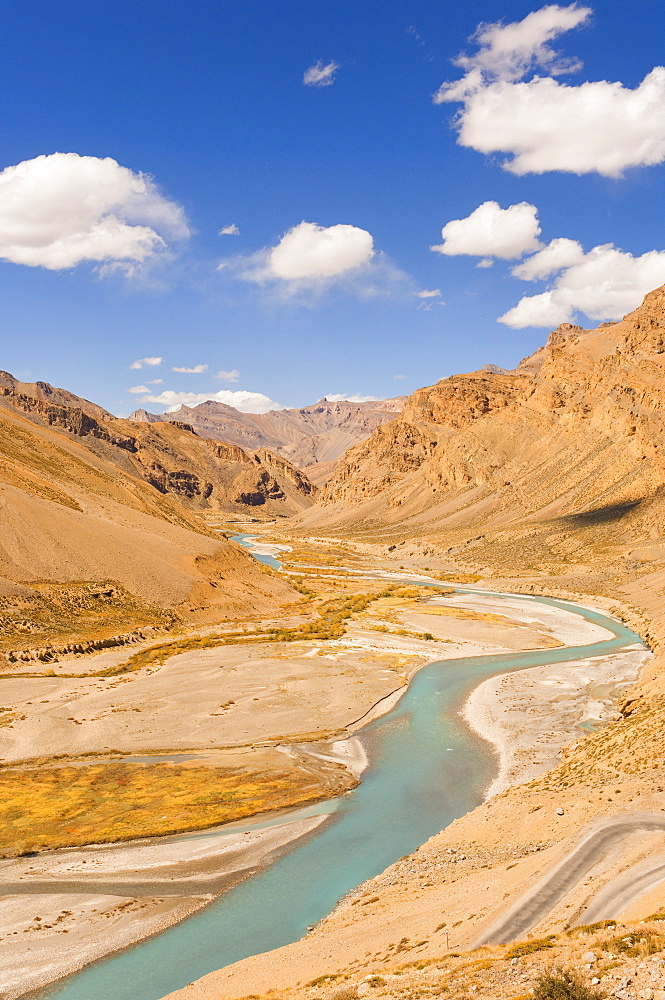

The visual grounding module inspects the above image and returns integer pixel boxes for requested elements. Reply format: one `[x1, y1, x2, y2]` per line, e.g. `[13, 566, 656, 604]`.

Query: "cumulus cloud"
[511, 237, 584, 280]
[137, 388, 281, 414]
[434, 5, 665, 177]
[431, 201, 541, 260]
[218, 223, 239, 235]
[217, 369, 240, 382]
[415, 288, 442, 298]
[303, 60, 340, 87]
[128, 385, 150, 394]
[0, 153, 189, 270]
[218, 221, 413, 301]
[171, 364, 208, 373]
[222, 220, 376, 290]
[130, 356, 163, 369]
[269, 222, 374, 280]
[146, 378, 163, 384]
[499, 242, 665, 327]
[325, 393, 382, 403]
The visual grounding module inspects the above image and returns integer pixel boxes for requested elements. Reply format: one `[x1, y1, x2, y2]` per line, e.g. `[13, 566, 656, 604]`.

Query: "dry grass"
[0, 581, 174, 655]
[106, 584, 452, 677]
[0, 759, 355, 856]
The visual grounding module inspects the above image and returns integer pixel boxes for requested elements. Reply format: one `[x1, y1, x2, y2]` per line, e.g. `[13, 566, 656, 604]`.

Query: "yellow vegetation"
[0, 760, 354, 856]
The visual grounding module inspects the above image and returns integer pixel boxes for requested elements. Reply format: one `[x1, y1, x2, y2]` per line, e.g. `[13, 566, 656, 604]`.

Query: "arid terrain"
[4, 287, 665, 1000]
[131, 396, 406, 485]
[161, 287, 665, 1000]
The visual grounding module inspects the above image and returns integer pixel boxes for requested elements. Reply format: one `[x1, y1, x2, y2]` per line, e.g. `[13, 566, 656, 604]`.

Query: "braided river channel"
[40, 542, 645, 1000]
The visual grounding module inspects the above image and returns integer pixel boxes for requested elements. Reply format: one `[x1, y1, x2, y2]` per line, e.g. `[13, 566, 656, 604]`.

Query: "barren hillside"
[0, 375, 301, 653]
[131, 396, 405, 483]
[297, 288, 665, 605]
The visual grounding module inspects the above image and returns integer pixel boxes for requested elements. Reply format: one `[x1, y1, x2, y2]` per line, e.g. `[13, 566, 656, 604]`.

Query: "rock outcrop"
[0, 378, 316, 518]
[312, 286, 665, 547]
[131, 396, 406, 484]
[0, 375, 302, 635]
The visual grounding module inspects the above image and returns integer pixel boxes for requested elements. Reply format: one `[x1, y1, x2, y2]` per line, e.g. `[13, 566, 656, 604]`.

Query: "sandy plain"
[0, 565, 650, 1000]
[159, 588, 655, 1000]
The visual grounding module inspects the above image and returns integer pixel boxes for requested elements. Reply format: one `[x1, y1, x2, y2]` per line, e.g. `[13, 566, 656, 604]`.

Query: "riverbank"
[153, 596, 651, 1000]
[0, 813, 328, 1000]
[3, 575, 648, 1000]
[464, 644, 651, 797]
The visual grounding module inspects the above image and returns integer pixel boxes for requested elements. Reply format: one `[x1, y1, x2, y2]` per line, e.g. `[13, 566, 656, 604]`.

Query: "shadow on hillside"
[559, 500, 642, 527]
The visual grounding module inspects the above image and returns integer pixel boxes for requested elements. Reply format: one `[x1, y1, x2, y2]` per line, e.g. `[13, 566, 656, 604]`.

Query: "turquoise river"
[38, 539, 644, 1000]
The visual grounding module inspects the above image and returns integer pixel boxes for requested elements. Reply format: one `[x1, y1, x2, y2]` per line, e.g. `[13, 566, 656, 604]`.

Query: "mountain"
[308, 287, 665, 549]
[300, 284, 665, 680]
[1, 372, 315, 518]
[130, 396, 406, 484]
[0, 373, 303, 654]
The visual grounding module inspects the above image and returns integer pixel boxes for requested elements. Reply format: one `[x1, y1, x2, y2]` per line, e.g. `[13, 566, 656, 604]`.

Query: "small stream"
[39, 541, 645, 1000]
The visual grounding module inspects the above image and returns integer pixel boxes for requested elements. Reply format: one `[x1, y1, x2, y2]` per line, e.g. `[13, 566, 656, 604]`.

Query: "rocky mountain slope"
[0, 373, 302, 652]
[1, 372, 315, 518]
[304, 288, 665, 591]
[164, 290, 665, 1000]
[131, 396, 405, 484]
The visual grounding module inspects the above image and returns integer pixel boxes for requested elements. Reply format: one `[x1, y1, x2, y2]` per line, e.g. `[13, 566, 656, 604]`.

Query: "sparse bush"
[566, 921, 615, 937]
[330, 988, 358, 1000]
[532, 967, 604, 1000]
[602, 929, 665, 957]
[505, 937, 554, 959]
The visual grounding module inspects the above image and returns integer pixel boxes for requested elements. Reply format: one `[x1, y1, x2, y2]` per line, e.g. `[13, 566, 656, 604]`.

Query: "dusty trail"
[477, 815, 665, 945]
[577, 855, 665, 925]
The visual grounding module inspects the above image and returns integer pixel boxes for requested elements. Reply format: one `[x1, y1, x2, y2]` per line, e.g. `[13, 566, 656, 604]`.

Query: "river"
[38, 541, 644, 1000]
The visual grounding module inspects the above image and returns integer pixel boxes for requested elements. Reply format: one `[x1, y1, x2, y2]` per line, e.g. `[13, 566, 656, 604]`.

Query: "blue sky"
[2, 0, 665, 414]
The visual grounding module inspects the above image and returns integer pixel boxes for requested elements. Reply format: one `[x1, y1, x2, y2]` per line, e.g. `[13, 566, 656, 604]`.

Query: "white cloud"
[438, 4, 591, 99]
[303, 60, 340, 87]
[499, 242, 665, 328]
[218, 221, 409, 299]
[218, 223, 239, 235]
[394, 374, 406, 380]
[146, 378, 163, 384]
[224, 220, 376, 288]
[0, 153, 189, 270]
[511, 237, 584, 280]
[138, 389, 281, 414]
[217, 369, 240, 382]
[434, 6, 665, 177]
[171, 364, 208, 373]
[499, 290, 571, 329]
[431, 201, 541, 260]
[325, 393, 382, 403]
[130, 356, 163, 369]
[415, 288, 442, 298]
[269, 222, 374, 280]
[128, 385, 150, 394]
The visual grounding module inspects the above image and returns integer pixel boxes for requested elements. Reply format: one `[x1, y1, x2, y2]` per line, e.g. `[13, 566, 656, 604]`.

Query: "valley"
[2, 287, 665, 1000]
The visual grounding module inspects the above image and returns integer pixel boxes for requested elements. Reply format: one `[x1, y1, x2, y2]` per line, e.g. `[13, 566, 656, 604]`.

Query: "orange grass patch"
[0, 760, 354, 856]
